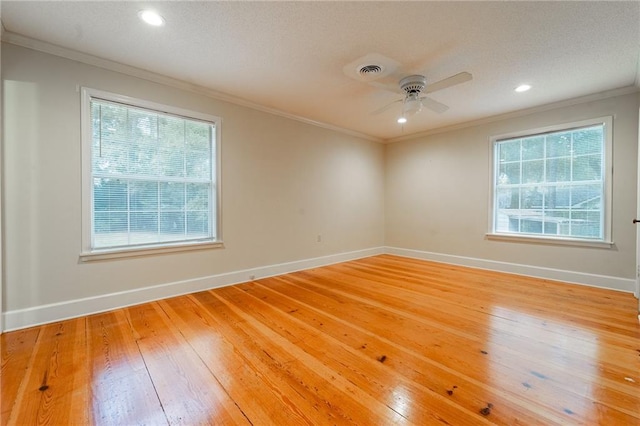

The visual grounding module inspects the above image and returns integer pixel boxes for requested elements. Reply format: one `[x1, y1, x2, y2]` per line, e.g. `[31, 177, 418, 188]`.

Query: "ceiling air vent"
[358, 64, 383, 76]
[343, 53, 399, 82]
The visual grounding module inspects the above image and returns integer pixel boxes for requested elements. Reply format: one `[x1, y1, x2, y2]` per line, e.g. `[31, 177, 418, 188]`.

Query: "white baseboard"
[3, 245, 635, 332]
[2, 247, 384, 332]
[385, 246, 636, 293]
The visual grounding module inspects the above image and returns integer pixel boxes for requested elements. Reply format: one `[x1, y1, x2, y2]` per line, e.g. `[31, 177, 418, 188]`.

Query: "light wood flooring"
[2, 254, 640, 425]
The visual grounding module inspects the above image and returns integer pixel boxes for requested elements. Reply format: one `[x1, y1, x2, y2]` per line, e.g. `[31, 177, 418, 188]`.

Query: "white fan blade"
[370, 98, 402, 115]
[420, 96, 449, 114]
[424, 72, 472, 94]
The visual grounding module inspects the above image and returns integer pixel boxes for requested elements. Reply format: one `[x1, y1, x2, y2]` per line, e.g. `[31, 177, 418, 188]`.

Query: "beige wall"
[385, 92, 639, 280]
[2, 42, 638, 324]
[1, 44, 385, 312]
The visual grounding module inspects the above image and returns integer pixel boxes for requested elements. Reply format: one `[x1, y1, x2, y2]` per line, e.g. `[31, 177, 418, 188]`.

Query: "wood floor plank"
[321, 259, 640, 358]
[250, 277, 579, 424]
[259, 272, 639, 423]
[244, 278, 586, 425]
[5, 318, 89, 425]
[87, 309, 167, 426]
[126, 302, 250, 425]
[218, 283, 524, 425]
[1, 254, 639, 424]
[1, 327, 40, 424]
[337, 259, 639, 333]
[189, 290, 411, 425]
[157, 295, 317, 425]
[303, 265, 640, 379]
[359, 256, 637, 319]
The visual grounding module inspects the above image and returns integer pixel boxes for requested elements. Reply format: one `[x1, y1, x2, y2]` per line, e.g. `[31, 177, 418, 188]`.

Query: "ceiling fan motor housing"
[400, 75, 426, 94]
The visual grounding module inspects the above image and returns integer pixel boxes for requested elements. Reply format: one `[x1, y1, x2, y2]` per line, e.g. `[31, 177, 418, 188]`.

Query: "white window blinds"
[492, 120, 609, 242]
[90, 98, 217, 250]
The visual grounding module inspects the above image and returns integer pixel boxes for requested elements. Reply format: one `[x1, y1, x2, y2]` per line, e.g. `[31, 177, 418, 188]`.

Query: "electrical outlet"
[317, 234, 322, 243]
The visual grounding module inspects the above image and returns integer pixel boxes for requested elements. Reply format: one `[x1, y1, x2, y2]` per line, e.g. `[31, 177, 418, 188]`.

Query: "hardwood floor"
[2, 254, 639, 425]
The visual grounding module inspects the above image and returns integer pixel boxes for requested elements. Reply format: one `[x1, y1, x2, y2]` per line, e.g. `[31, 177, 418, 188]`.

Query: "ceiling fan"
[371, 72, 473, 122]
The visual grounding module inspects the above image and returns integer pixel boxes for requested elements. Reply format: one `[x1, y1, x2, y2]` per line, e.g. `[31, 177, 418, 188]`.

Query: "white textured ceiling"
[1, 1, 639, 141]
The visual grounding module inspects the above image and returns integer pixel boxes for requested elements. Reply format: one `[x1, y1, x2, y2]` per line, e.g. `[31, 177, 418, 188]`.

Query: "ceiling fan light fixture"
[403, 94, 423, 117]
[515, 84, 531, 93]
[397, 117, 407, 124]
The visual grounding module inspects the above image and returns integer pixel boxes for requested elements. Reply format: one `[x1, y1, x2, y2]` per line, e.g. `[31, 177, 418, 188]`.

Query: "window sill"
[485, 233, 613, 249]
[80, 240, 224, 262]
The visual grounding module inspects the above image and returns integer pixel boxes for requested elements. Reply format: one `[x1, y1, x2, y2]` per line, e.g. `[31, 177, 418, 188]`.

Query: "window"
[490, 117, 612, 245]
[81, 88, 221, 259]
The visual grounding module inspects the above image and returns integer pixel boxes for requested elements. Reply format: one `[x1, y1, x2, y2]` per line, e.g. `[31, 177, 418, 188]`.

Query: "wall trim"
[3, 32, 637, 146]
[385, 246, 636, 293]
[0, 32, 382, 144]
[2, 247, 384, 332]
[386, 86, 640, 144]
[4, 245, 635, 332]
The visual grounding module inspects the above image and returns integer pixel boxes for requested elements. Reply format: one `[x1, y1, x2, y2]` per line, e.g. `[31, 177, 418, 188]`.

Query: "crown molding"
[1, 31, 383, 143]
[3, 31, 636, 146]
[385, 85, 640, 144]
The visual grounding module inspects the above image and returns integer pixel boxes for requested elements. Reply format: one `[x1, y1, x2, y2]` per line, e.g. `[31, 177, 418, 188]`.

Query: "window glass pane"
[522, 186, 542, 208]
[571, 210, 601, 238]
[522, 160, 543, 183]
[187, 212, 209, 236]
[89, 95, 217, 250]
[572, 154, 601, 181]
[499, 140, 521, 162]
[94, 178, 127, 212]
[94, 104, 129, 175]
[186, 149, 211, 179]
[521, 218, 542, 235]
[130, 181, 158, 211]
[94, 212, 128, 248]
[128, 109, 158, 147]
[160, 182, 185, 210]
[544, 210, 570, 237]
[129, 140, 158, 176]
[498, 162, 520, 185]
[545, 158, 571, 183]
[186, 183, 210, 210]
[495, 187, 521, 233]
[545, 132, 571, 158]
[158, 148, 185, 177]
[571, 183, 602, 208]
[573, 126, 602, 155]
[522, 136, 544, 160]
[160, 212, 185, 236]
[544, 184, 571, 208]
[159, 116, 185, 177]
[186, 121, 211, 151]
[496, 188, 513, 209]
[130, 212, 159, 238]
[492, 121, 606, 241]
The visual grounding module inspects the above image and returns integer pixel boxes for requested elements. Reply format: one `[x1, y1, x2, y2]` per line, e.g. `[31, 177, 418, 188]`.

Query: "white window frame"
[80, 87, 223, 261]
[487, 116, 613, 248]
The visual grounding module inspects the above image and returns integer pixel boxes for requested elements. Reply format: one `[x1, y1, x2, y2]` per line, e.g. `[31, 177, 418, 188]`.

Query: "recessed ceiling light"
[139, 10, 165, 26]
[397, 117, 407, 124]
[515, 84, 531, 93]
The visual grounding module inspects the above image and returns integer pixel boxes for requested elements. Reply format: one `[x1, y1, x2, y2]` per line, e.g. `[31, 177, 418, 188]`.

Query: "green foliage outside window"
[91, 100, 215, 249]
